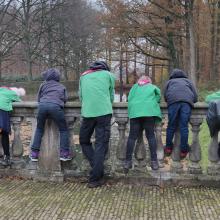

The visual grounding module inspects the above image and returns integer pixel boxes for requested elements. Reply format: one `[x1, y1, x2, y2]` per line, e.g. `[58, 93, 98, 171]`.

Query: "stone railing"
[2, 101, 219, 184]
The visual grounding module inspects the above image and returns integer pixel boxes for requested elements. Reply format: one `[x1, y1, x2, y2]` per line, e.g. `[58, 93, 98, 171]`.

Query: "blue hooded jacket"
[37, 68, 68, 107]
[163, 69, 198, 107]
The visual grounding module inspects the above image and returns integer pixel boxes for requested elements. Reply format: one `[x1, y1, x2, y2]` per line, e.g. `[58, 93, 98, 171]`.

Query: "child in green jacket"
[0, 87, 25, 166]
[124, 75, 162, 172]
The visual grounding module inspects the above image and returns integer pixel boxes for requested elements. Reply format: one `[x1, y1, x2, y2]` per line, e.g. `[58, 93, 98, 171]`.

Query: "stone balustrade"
[2, 101, 220, 185]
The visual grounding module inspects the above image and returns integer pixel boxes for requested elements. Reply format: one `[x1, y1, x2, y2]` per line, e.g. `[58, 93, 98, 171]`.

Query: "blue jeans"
[79, 114, 112, 183]
[126, 117, 157, 162]
[166, 102, 191, 152]
[31, 103, 70, 151]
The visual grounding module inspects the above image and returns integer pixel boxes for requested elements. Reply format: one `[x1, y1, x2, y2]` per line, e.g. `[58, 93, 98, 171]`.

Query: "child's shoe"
[30, 150, 39, 162]
[150, 160, 159, 170]
[180, 150, 189, 160]
[2, 155, 11, 166]
[123, 160, 132, 174]
[60, 149, 73, 161]
[164, 146, 173, 156]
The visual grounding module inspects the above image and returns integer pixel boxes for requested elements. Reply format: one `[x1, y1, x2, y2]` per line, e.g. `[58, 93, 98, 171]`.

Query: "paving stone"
[0, 179, 219, 219]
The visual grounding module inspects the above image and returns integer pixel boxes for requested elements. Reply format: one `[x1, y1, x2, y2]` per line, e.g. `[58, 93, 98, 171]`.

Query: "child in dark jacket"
[30, 68, 72, 162]
[205, 90, 220, 157]
[164, 69, 198, 159]
[0, 87, 25, 166]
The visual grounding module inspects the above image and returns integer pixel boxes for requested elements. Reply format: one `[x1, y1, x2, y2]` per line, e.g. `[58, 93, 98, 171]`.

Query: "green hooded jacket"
[79, 70, 115, 117]
[0, 88, 21, 111]
[128, 83, 162, 121]
[205, 90, 220, 103]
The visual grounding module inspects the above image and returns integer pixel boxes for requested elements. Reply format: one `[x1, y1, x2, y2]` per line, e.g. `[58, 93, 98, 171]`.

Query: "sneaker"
[29, 150, 39, 162]
[150, 160, 159, 170]
[123, 160, 132, 174]
[87, 179, 106, 188]
[164, 146, 173, 157]
[60, 149, 73, 161]
[2, 155, 11, 166]
[180, 150, 189, 160]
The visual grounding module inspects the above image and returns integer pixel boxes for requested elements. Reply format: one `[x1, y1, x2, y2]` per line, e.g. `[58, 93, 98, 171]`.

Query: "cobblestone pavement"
[0, 178, 219, 220]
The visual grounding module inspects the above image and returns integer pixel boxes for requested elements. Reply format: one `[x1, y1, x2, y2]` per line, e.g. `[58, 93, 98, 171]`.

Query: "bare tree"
[0, 0, 21, 79]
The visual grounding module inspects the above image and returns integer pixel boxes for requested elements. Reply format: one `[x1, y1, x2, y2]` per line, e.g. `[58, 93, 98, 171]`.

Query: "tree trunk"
[213, 1, 220, 81]
[125, 43, 129, 84]
[145, 38, 149, 76]
[119, 43, 123, 102]
[187, 0, 197, 86]
[133, 37, 137, 81]
[167, 31, 179, 69]
[28, 59, 33, 81]
[210, 2, 218, 80]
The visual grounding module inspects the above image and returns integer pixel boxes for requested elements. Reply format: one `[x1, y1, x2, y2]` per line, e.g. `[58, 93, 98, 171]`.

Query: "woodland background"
[0, 0, 219, 92]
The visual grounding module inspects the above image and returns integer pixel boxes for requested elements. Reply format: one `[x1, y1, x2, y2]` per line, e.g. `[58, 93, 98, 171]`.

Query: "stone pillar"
[11, 117, 25, 168]
[134, 132, 147, 168]
[66, 117, 77, 156]
[155, 122, 164, 168]
[207, 132, 220, 175]
[62, 117, 78, 173]
[103, 118, 114, 175]
[188, 117, 203, 174]
[26, 117, 37, 150]
[171, 131, 183, 173]
[38, 120, 60, 170]
[115, 117, 128, 168]
[36, 119, 63, 182]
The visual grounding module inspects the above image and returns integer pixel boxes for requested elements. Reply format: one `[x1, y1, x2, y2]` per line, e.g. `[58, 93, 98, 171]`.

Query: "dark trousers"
[166, 102, 191, 152]
[32, 103, 70, 151]
[79, 114, 112, 183]
[126, 117, 157, 162]
[1, 131, 9, 156]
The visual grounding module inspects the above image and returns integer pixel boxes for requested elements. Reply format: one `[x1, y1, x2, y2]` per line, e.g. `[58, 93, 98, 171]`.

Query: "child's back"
[38, 69, 67, 107]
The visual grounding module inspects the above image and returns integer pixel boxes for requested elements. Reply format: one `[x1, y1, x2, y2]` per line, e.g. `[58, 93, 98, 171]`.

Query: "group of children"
[0, 65, 219, 177]
[123, 68, 198, 172]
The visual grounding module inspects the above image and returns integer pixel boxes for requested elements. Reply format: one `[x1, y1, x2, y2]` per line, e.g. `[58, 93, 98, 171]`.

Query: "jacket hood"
[42, 68, 60, 81]
[169, 69, 187, 79]
[89, 61, 110, 71]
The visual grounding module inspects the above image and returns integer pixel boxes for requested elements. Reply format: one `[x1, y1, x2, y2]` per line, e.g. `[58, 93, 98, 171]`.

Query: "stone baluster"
[207, 132, 220, 175]
[188, 117, 203, 174]
[11, 117, 25, 168]
[26, 117, 37, 151]
[115, 117, 128, 167]
[66, 116, 77, 155]
[27, 116, 63, 181]
[134, 131, 147, 168]
[78, 117, 92, 175]
[37, 119, 63, 182]
[171, 130, 183, 173]
[63, 116, 78, 172]
[25, 117, 38, 171]
[155, 121, 164, 167]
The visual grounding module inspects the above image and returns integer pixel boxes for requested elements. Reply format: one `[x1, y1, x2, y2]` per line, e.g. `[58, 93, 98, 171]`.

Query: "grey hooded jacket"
[163, 69, 198, 107]
[37, 68, 68, 107]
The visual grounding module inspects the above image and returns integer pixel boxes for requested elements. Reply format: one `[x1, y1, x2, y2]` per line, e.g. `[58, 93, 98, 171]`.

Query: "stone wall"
[1, 101, 220, 186]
